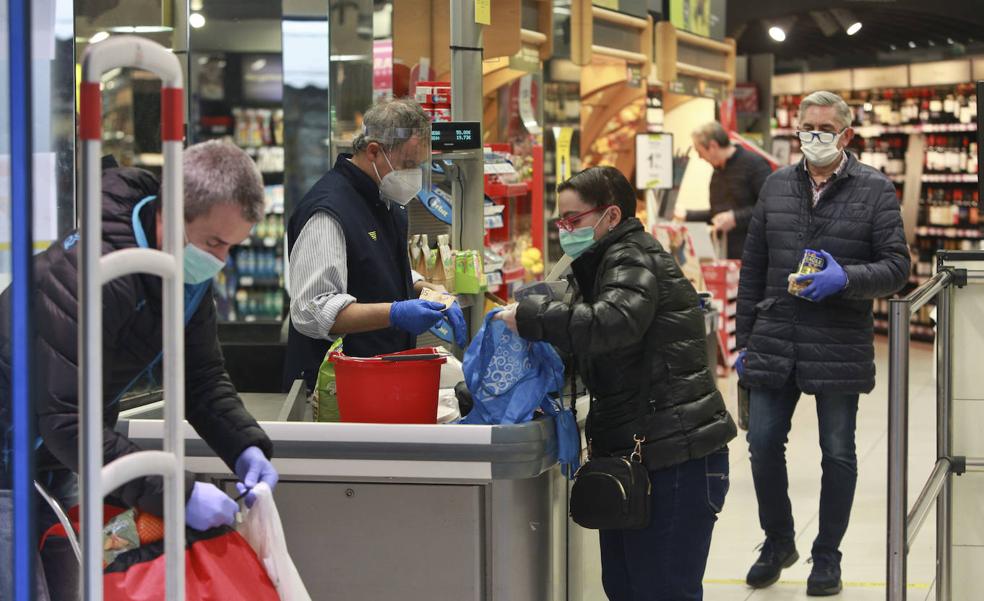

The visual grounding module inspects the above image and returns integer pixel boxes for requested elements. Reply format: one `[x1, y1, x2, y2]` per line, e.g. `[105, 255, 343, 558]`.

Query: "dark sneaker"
[746, 539, 799, 589]
[807, 551, 843, 596]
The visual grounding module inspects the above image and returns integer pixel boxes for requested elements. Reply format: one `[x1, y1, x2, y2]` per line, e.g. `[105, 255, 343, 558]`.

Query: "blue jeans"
[747, 377, 859, 556]
[598, 448, 729, 601]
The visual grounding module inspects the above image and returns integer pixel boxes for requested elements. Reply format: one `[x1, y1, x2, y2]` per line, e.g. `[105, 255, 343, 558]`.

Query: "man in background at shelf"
[737, 91, 909, 597]
[0, 141, 279, 600]
[679, 121, 773, 260]
[283, 98, 467, 392]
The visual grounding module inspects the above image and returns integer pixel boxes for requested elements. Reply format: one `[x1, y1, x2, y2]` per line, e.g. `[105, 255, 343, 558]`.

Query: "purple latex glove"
[186, 482, 237, 531]
[234, 446, 278, 508]
[795, 250, 847, 302]
[736, 349, 747, 379]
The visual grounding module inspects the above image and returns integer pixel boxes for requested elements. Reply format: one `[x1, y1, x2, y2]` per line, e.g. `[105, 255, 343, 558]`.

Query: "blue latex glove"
[390, 299, 446, 336]
[445, 302, 468, 347]
[795, 250, 847, 302]
[186, 482, 237, 531]
[234, 446, 278, 508]
[736, 349, 747, 380]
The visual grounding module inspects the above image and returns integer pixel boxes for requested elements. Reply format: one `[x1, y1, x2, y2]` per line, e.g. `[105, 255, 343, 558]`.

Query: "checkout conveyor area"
[114, 308, 719, 601]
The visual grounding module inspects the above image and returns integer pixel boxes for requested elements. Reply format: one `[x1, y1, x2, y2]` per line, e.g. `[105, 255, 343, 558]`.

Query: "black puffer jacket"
[0, 167, 273, 511]
[517, 219, 736, 471]
[737, 154, 910, 394]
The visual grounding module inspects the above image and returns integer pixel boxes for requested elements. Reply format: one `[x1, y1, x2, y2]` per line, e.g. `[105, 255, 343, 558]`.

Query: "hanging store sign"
[669, 75, 725, 100]
[554, 127, 574, 184]
[668, 0, 726, 41]
[635, 133, 674, 190]
[519, 75, 542, 135]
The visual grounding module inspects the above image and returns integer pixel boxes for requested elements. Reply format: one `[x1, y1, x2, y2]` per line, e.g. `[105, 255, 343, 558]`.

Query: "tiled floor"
[702, 338, 939, 601]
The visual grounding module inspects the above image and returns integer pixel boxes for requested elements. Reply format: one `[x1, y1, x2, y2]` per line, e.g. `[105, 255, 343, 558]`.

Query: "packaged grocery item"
[438, 234, 455, 290]
[416, 234, 432, 276]
[314, 338, 344, 422]
[419, 287, 456, 310]
[103, 510, 140, 567]
[787, 249, 826, 298]
[454, 250, 485, 294]
[409, 234, 422, 273]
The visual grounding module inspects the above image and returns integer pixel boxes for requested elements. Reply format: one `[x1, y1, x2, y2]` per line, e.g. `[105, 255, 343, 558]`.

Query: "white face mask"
[374, 150, 422, 206]
[800, 131, 844, 168]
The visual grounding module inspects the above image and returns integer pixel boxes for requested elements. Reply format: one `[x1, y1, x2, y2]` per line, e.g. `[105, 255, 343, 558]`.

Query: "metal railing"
[888, 266, 984, 600]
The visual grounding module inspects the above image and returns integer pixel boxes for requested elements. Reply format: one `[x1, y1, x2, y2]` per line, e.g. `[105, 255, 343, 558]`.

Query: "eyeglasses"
[556, 205, 609, 232]
[797, 129, 846, 144]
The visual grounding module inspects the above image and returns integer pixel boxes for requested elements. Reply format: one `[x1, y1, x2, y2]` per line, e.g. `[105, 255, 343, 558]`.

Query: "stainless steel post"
[888, 298, 911, 601]
[449, 0, 486, 335]
[936, 282, 954, 601]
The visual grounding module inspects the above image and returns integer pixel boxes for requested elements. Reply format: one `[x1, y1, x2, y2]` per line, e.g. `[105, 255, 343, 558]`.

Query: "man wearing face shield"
[0, 141, 279, 600]
[736, 91, 909, 596]
[283, 99, 467, 392]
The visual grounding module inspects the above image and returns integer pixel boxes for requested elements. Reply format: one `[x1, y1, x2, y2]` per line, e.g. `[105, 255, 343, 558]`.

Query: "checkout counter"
[116, 307, 719, 601]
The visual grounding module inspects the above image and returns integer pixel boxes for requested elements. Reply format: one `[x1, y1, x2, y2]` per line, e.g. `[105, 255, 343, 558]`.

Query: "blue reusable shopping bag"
[461, 310, 580, 477]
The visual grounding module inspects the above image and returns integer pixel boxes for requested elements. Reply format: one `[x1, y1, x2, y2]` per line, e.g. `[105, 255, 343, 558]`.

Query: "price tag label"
[475, 0, 491, 25]
[634, 133, 674, 190]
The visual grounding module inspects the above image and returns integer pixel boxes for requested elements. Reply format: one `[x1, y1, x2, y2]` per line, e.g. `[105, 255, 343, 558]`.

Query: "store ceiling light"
[251, 59, 267, 72]
[89, 31, 110, 44]
[769, 26, 787, 42]
[189, 12, 206, 29]
[830, 9, 862, 36]
[191, 0, 204, 10]
[947, 37, 956, 45]
[909, 41, 917, 48]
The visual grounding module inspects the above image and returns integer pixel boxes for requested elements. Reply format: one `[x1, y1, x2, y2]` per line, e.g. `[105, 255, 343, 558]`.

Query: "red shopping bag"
[41, 505, 280, 601]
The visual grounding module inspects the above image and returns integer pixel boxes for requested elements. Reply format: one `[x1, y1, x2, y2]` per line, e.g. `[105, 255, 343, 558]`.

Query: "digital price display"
[432, 121, 482, 151]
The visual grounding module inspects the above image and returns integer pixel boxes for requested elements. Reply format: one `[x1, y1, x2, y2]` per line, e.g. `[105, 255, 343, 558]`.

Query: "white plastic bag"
[238, 483, 313, 601]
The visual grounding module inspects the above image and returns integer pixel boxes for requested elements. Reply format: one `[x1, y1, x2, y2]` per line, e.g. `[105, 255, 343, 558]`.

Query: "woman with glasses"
[497, 166, 736, 601]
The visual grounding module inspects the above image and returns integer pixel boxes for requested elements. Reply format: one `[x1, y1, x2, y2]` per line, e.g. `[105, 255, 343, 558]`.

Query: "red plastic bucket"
[329, 348, 447, 424]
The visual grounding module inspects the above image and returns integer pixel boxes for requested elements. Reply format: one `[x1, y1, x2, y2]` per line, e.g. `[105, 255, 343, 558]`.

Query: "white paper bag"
[238, 483, 313, 601]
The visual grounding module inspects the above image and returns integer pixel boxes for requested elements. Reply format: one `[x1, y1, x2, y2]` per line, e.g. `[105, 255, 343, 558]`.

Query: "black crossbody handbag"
[569, 433, 652, 530]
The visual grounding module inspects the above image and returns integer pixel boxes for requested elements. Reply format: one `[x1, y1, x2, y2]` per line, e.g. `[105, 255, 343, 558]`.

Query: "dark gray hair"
[799, 91, 853, 129]
[352, 98, 431, 153]
[183, 140, 265, 223]
[692, 121, 731, 148]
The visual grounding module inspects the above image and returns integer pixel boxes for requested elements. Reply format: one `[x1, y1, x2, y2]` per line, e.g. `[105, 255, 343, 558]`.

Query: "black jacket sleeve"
[515, 242, 660, 355]
[183, 287, 274, 470]
[34, 250, 181, 515]
[733, 156, 772, 230]
[685, 209, 712, 223]
[736, 198, 769, 349]
[841, 178, 911, 300]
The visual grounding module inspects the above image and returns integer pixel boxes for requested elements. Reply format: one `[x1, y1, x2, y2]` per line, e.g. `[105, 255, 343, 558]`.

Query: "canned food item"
[787, 249, 826, 298]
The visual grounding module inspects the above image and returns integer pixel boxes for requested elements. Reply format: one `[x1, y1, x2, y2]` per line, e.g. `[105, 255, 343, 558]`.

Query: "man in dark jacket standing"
[284, 98, 466, 392]
[0, 141, 278, 600]
[737, 91, 910, 596]
[683, 121, 773, 259]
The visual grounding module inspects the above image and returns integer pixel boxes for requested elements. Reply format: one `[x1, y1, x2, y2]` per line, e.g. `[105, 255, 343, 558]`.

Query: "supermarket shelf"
[773, 123, 978, 137]
[486, 182, 530, 198]
[238, 237, 281, 248]
[921, 173, 978, 183]
[890, 175, 906, 184]
[237, 276, 284, 288]
[915, 226, 982, 239]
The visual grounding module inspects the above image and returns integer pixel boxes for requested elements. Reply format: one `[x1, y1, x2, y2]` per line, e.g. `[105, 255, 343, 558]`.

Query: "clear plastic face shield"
[362, 124, 432, 205]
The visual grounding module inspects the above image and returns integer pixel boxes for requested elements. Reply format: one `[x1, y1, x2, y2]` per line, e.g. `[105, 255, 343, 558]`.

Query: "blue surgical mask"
[559, 208, 611, 259]
[184, 240, 225, 284]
